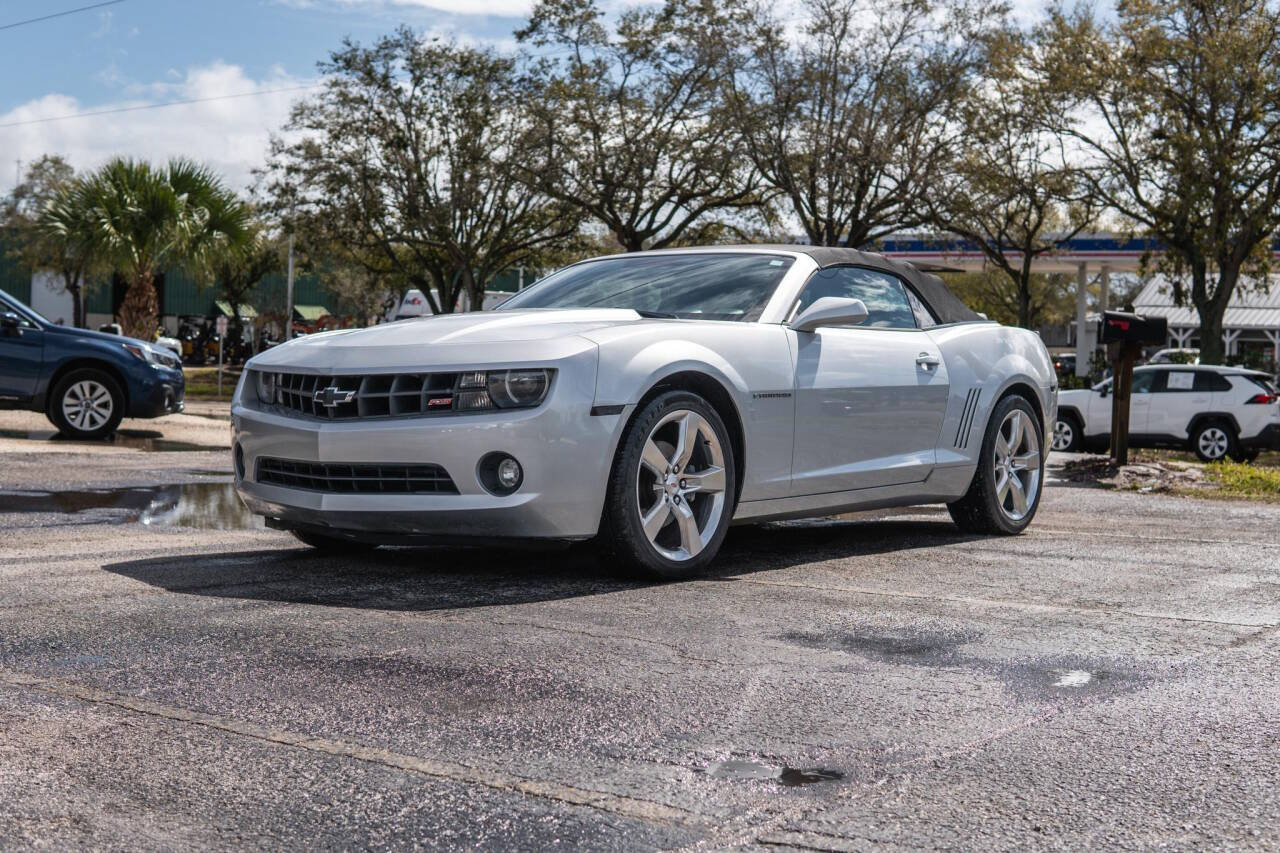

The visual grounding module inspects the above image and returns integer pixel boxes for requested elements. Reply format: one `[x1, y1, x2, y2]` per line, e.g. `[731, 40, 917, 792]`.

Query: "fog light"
[497, 457, 522, 489]
[477, 452, 523, 495]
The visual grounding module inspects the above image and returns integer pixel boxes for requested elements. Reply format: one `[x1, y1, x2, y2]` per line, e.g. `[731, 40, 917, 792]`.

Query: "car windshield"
[497, 253, 795, 322]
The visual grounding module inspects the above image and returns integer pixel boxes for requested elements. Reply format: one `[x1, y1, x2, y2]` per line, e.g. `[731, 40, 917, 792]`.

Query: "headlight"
[488, 369, 550, 408]
[455, 368, 552, 411]
[123, 342, 179, 368]
[254, 370, 277, 404]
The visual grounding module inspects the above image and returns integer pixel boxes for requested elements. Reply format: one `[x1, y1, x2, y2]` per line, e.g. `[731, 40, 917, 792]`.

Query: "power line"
[0, 84, 319, 130]
[0, 0, 127, 32]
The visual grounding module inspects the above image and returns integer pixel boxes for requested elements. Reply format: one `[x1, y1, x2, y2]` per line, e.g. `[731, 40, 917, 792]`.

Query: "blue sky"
[0, 0, 1053, 195]
[0, 0, 532, 192]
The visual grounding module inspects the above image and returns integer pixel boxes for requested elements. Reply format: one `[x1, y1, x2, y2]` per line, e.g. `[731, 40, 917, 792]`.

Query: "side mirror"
[789, 297, 868, 333]
[1098, 385, 1109, 398]
[1, 312, 20, 334]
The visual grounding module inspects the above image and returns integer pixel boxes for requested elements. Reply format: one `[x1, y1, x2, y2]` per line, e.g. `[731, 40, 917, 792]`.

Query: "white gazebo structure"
[1132, 278, 1280, 368]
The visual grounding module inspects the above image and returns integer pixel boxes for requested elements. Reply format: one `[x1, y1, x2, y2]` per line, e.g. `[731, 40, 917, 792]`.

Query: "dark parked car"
[0, 288, 185, 439]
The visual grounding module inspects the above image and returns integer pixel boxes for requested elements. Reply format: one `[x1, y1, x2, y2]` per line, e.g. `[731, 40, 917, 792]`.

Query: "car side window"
[1194, 372, 1232, 392]
[793, 267, 918, 330]
[1132, 371, 1156, 394]
[905, 287, 938, 329]
[1160, 370, 1196, 392]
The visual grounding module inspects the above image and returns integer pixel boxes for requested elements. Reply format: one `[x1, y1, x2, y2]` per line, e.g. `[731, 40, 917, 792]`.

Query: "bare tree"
[724, 0, 999, 248]
[3, 156, 99, 328]
[263, 30, 581, 313]
[516, 0, 765, 252]
[926, 27, 1099, 328]
[1037, 0, 1280, 364]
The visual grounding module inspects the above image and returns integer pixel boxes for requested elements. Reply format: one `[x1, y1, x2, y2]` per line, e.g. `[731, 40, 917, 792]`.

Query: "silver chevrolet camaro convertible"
[232, 246, 1056, 578]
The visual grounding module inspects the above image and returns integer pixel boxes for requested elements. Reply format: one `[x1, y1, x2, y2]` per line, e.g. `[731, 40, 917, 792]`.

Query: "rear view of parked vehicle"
[1054, 365, 1280, 461]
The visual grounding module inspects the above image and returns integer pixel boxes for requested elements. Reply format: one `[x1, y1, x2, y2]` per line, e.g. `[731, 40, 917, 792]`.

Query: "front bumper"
[232, 356, 623, 542]
[129, 367, 185, 417]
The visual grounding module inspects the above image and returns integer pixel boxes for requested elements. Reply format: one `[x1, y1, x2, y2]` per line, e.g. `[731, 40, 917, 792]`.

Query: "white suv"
[1054, 365, 1280, 462]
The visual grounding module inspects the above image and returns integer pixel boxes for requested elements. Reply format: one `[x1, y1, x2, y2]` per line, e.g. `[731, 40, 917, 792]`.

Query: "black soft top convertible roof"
[751, 244, 984, 326]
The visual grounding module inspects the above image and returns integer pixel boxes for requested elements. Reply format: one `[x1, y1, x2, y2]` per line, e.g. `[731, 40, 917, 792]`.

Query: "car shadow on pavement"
[102, 513, 977, 612]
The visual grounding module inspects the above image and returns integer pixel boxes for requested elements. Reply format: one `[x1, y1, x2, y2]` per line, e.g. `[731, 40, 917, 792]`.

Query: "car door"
[1126, 369, 1156, 436]
[0, 297, 45, 402]
[788, 266, 950, 494]
[1147, 368, 1208, 439]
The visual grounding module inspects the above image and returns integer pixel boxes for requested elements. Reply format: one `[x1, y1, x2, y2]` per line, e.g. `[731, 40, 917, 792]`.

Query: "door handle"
[916, 353, 941, 368]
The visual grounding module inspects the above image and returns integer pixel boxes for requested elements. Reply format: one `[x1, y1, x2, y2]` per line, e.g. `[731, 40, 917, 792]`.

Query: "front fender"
[587, 324, 796, 501]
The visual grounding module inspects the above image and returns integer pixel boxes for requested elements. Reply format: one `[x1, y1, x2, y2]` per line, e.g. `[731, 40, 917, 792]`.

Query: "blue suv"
[1, 288, 185, 438]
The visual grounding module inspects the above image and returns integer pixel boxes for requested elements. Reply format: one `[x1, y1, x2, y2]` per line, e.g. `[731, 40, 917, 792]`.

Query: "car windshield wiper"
[633, 309, 678, 319]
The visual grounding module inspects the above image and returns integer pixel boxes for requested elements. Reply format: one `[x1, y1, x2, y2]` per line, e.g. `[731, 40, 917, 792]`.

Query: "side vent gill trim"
[954, 388, 982, 449]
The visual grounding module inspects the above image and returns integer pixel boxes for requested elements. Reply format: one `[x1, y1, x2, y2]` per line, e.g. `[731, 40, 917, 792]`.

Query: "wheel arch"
[40, 358, 130, 414]
[618, 370, 747, 506]
[1187, 412, 1242, 438]
[993, 379, 1046, 435]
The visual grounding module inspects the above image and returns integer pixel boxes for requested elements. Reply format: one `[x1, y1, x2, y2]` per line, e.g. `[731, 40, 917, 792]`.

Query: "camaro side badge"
[752, 392, 792, 400]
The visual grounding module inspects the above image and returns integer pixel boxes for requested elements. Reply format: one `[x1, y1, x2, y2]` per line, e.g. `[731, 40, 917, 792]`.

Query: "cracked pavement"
[2, 408, 1279, 849]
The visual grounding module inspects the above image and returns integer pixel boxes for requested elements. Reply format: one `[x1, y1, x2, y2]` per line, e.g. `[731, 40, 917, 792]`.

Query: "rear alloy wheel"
[1192, 421, 1236, 463]
[600, 391, 736, 579]
[948, 395, 1044, 535]
[48, 368, 125, 439]
[1051, 414, 1082, 453]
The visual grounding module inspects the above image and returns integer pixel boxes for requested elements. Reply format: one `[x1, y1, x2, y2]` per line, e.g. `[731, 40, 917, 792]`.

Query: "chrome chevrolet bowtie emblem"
[314, 386, 357, 410]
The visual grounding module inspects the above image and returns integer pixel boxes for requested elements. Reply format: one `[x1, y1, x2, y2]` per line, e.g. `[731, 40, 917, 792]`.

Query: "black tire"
[47, 368, 125, 439]
[948, 394, 1045, 535]
[1191, 420, 1237, 463]
[1051, 412, 1084, 453]
[598, 390, 737, 580]
[290, 529, 380, 553]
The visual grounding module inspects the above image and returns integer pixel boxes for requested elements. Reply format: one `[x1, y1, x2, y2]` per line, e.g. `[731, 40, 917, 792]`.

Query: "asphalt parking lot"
[2, 408, 1279, 850]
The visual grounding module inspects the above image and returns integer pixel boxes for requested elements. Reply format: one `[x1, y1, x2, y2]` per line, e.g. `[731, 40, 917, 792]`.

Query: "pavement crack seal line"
[0, 668, 706, 830]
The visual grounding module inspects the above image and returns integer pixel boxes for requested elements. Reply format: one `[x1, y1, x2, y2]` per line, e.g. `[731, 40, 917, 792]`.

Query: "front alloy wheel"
[600, 391, 736, 579]
[48, 368, 125, 439]
[636, 409, 728, 562]
[1051, 416, 1081, 452]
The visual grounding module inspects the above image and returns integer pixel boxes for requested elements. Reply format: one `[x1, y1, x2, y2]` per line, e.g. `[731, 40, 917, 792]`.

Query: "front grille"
[266, 371, 462, 420]
[256, 457, 458, 494]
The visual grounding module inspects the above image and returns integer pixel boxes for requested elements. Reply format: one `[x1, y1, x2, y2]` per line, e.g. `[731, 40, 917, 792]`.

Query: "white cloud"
[0, 62, 313, 196]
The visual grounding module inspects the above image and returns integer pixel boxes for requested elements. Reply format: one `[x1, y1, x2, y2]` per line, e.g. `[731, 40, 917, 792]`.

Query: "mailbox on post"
[1098, 311, 1168, 346]
[1096, 311, 1169, 465]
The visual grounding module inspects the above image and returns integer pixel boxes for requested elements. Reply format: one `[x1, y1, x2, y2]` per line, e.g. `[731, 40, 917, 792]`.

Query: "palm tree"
[73, 158, 253, 339]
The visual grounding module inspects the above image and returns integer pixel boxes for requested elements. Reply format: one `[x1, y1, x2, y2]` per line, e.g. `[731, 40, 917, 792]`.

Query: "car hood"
[46, 323, 156, 351]
[248, 308, 650, 371]
[1059, 388, 1094, 406]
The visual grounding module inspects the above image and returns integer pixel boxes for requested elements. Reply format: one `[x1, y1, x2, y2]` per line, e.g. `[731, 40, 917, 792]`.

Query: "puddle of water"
[0, 428, 224, 453]
[1053, 669, 1095, 688]
[703, 760, 844, 787]
[0, 482, 262, 530]
[780, 630, 972, 661]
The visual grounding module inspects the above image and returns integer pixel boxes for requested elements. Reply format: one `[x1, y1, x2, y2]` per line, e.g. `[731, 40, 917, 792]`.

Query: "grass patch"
[184, 366, 241, 401]
[1203, 461, 1280, 502]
